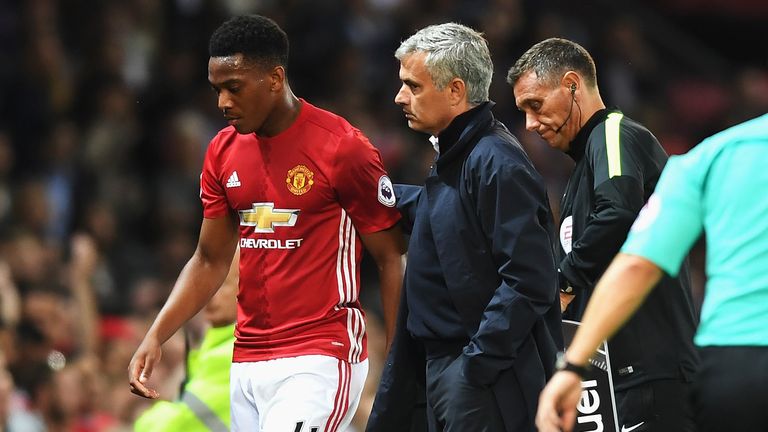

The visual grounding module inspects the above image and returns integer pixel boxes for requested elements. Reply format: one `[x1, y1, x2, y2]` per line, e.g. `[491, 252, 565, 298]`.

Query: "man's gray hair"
[395, 23, 493, 105]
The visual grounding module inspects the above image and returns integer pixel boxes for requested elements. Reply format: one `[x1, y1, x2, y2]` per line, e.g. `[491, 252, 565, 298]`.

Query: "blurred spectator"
[8, 361, 56, 432]
[0, 349, 13, 430]
[0, 131, 14, 228]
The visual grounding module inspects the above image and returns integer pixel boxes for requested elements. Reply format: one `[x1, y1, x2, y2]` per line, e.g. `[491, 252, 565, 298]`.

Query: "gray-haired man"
[366, 23, 562, 432]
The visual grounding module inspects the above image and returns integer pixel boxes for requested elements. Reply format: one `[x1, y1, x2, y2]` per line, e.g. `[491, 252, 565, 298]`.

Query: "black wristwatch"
[555, 352, 590, 378]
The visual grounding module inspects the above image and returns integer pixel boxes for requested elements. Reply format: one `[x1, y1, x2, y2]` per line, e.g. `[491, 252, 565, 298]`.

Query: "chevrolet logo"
[239, 203, 299, 233]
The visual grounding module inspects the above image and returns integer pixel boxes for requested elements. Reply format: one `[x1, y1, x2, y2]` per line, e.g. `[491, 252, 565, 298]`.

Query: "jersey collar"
[566, 107, 620, 161]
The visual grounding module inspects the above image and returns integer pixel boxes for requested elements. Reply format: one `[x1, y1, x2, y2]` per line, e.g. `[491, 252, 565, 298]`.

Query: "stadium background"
[0, 0, 766, 430]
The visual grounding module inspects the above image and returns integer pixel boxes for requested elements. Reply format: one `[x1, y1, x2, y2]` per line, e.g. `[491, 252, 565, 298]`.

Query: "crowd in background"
[0, 0, 766, 430]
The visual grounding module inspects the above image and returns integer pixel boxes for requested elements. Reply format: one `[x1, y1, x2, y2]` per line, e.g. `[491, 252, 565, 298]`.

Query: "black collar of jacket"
[435, 101, 495, 172]
[565, 106, 621, 161]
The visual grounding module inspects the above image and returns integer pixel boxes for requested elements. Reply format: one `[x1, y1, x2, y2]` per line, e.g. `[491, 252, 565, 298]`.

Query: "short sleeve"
[621, 155, 704, 276]
[200, 137, 229, 219]
[333, 131, 401, 234]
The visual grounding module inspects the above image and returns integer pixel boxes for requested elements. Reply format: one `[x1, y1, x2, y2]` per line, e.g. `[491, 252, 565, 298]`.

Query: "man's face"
[514, 70, 576, 152]
[208, 54, 274, 135]
[394, 52, 455, 136]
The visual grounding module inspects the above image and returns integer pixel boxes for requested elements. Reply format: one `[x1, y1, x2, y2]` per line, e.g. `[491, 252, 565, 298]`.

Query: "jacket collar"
[435, 101, 495, 170]
[566, 107, 620, 161]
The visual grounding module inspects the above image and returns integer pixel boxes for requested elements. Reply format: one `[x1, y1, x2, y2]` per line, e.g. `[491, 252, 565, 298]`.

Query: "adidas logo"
[226, 171, 241, 188]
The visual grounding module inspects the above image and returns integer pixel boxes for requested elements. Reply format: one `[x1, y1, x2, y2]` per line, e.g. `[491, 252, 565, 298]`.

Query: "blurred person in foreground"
[535, 113, 768, 431]
[508, 37, 698, 431]
[134, 253, 238, 431]
[367, 23, 561, 432]
[128, 15, 405, 432]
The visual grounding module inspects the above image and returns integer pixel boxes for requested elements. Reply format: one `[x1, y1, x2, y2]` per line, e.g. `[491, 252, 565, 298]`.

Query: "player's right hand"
[128, 338, 162, 399]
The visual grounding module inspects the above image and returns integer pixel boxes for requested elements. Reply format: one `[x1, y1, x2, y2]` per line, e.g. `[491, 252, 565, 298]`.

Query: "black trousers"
[615, 379, 696, 432]
[424, 354, 505, 432]
[693, 346, 768, 432]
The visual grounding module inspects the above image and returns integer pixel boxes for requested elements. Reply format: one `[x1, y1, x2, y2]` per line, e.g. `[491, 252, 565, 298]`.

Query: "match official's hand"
[535, 371, 582, 432]
[560, 292, 576, 312]
[128, 338, 162, 399]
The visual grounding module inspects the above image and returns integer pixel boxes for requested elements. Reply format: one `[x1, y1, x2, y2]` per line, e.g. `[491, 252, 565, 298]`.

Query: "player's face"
[395, 52, 455, 136]
[514, 70, 575, 152]
[208, 54, 276, 135]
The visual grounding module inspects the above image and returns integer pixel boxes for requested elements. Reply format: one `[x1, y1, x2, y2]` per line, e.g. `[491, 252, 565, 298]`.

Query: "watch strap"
[556, 353, 590, 378]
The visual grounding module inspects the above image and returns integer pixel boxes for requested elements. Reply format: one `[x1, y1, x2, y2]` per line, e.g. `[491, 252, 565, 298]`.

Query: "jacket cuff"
[558, 268, 580, 294]
[461, 347, 501, 388]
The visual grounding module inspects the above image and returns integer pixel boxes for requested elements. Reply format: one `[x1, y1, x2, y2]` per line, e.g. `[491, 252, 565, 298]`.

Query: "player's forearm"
[359, 225, 405, 351]
[565, 253, 661, 364]
[377, 254, 404, 351]
[145, 252, 233, 345]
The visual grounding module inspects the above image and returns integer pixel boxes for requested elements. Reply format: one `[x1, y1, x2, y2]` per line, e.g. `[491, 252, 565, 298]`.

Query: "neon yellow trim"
[606, 112, 624, 178]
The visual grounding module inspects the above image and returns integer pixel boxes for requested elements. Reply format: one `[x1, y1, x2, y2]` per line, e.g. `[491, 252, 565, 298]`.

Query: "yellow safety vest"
[134, 324, 235, 432]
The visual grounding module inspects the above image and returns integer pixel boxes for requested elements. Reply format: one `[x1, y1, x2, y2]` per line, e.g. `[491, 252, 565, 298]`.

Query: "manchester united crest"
[286, 164, 314, 195]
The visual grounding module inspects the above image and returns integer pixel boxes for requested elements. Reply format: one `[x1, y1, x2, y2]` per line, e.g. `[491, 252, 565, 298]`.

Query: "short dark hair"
[208, 15, 289, 68]
[507, 38, 597, 88]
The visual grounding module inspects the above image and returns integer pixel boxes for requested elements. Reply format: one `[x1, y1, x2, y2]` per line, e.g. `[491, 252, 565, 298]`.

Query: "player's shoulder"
[701, 113, 768, 150]
[212, 125, 239, 141]
[304, 102, 376, 159]
[682, 114, 768, 169]
[208, 126, 250, 152]
[302, 101, 361, 140]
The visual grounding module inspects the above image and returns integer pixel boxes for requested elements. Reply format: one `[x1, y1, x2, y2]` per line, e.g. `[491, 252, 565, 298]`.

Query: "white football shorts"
[230, 355, 368, 432]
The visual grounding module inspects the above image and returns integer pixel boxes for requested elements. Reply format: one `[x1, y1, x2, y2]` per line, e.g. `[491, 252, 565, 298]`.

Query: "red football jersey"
[200, 100, 400, 363]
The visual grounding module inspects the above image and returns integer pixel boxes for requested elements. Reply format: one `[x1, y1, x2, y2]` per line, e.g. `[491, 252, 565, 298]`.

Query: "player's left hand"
[535, 371, 582, 432]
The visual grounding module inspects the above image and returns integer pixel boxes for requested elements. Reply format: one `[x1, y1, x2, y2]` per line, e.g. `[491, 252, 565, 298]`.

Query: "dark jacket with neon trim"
[559, 108, 698, 390]
[366, 102, 562, 432]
